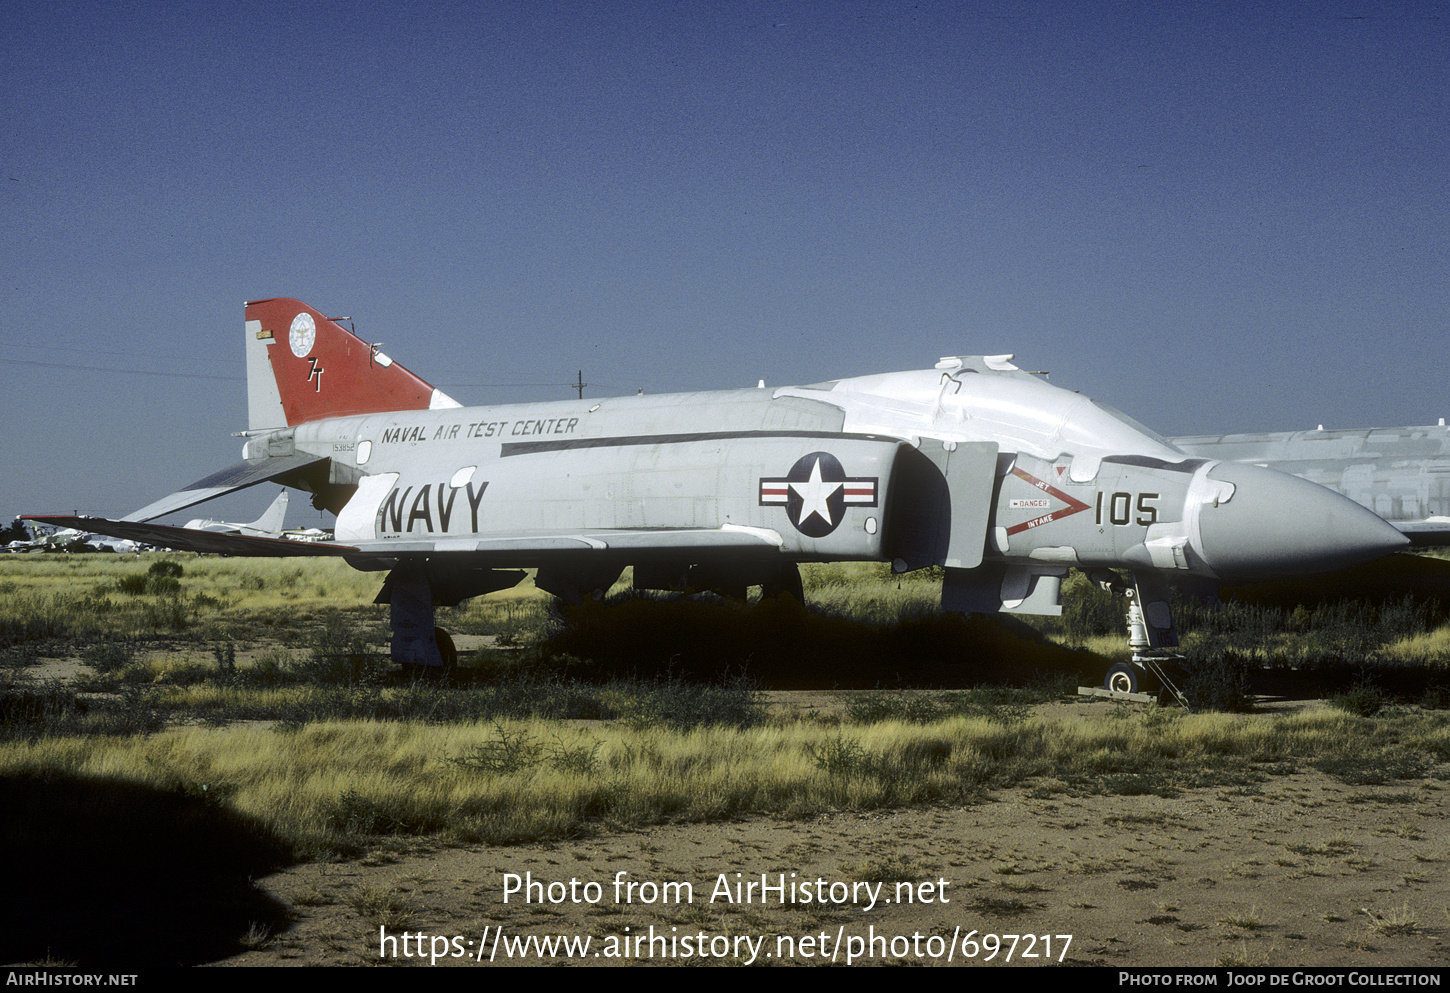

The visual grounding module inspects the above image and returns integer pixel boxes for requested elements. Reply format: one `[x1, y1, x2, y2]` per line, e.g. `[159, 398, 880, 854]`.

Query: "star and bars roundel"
[759, 452, 878, 537]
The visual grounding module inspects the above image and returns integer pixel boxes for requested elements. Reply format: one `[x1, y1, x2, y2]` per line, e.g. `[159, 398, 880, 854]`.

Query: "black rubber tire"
[434, 627, 458, 670]
[1105, 662, 1140, 694]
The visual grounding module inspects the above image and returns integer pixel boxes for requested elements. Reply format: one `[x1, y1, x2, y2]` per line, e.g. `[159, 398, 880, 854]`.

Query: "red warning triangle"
[1004, 467, 1091, 536]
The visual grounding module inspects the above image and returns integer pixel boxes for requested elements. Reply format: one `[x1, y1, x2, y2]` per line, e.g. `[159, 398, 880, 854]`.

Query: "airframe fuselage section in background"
[1173, 425, 1450, 527]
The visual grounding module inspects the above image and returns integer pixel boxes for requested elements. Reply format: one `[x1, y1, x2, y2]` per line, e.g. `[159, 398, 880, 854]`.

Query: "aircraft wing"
[120, 454, 328, 522]
[21, 515, 782, 561]
[21, 515, 357, 557]
[342, 526, 783, 558]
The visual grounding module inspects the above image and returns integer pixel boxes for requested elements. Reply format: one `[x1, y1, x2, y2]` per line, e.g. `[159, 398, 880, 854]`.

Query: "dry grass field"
[3, 552, 1449, 968]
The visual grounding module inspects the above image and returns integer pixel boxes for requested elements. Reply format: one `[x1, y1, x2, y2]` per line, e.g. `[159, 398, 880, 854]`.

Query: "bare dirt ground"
[211, 694, 1450, 969]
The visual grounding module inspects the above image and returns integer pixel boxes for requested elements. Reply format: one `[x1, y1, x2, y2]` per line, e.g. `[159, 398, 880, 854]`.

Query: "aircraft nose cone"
[1193, 462, 1409, 582]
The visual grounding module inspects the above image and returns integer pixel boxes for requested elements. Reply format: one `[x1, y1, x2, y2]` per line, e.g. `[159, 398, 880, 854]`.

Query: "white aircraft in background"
[3, 520, 142, 554]
[184, 490, 290, 537]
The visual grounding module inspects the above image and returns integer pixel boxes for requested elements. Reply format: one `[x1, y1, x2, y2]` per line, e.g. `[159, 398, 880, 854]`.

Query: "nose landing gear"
[1082, 573, 1192, 710]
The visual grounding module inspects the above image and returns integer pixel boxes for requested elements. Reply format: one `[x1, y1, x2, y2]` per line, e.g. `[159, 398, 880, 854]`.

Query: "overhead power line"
[0, 358, 242, 382]
[1, 358, 607, 394]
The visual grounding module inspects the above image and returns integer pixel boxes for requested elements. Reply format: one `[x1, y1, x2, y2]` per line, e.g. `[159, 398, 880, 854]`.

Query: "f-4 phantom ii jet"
[27, 298, 1411, 690]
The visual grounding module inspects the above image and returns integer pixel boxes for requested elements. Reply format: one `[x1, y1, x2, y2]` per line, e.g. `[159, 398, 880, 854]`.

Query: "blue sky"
[4, 1, 1447, 525]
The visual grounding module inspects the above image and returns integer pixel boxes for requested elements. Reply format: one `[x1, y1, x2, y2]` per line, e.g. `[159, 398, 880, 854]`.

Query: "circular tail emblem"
[758, 452, 877, 537]
[288, 312, 316, 357]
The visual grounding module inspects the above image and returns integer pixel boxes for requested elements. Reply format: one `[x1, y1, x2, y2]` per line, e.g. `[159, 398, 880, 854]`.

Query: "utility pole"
[574, 370, 587, 399]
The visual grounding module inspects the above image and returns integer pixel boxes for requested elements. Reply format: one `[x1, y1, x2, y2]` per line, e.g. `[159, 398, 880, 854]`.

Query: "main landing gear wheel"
[434, 627, 457, 673]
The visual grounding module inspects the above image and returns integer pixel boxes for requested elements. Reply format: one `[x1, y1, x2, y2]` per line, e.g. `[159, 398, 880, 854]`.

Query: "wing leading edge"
[21, 514, 785, 561]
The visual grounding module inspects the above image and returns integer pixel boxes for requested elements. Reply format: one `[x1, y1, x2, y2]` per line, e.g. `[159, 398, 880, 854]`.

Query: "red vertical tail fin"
[244, 297, 460, 429]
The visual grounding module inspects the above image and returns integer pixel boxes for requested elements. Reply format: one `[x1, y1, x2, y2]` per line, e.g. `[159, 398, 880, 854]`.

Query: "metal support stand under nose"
[1079, 574, 1193, 711]
[1124, 590, 1192, 712]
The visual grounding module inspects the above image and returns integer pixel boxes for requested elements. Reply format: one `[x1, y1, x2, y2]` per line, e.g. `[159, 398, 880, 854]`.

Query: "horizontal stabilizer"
[21, 515, 356, 557]
[121, 455, 327, 522]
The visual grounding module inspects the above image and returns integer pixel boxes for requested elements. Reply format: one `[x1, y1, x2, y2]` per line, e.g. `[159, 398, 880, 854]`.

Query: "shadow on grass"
[539, 594, 1101, 689]
[1223, 553, 1450, 614]
[0, 772, 297, 967]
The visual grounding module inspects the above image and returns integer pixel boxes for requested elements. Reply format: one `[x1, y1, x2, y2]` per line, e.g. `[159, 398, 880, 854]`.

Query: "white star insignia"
[789, 457, 842, 529]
